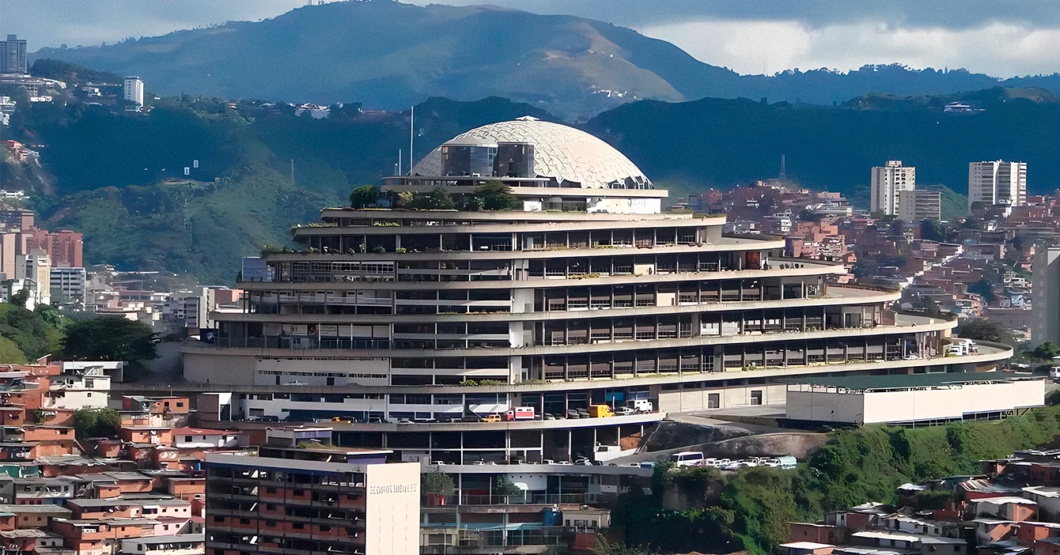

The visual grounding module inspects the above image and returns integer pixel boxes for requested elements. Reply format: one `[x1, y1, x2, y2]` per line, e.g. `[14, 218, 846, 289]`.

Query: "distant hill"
[17, 95, 551, 282]
[11, 84, 1060, 282]
[584, 87, 1060, 204]
[34, 0, 1060, 118]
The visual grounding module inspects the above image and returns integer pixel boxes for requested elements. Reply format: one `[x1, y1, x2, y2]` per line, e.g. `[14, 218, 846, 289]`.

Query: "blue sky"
[3, 0, 1059, 77]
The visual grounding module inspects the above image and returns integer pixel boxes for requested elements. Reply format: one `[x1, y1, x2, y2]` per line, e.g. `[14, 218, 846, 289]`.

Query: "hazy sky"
[3, 0, 1060, 77]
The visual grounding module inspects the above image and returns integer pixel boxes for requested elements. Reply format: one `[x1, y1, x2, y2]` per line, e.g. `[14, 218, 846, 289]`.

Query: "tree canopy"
[421, 470, 455, 496]
[62, 316, 158, 369]
[0, 304, 65, 362]
[919, 219, 947, 242]
[73, 407, 122, 439]
[958, 318, 1016, 345]
[1031, 341, 1060, 362]
[474, 181, 518, 210]
[349, 184, 379, 209]
[407, 187, 456, 210]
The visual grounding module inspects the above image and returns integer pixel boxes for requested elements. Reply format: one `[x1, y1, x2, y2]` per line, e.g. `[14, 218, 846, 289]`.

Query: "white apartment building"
[124, 76, 144, 109]
[897, 188, 943, 222]
[969, 160, 1027, 210]
[163, 286, 241, 332]
[163, 291, 206, 330]
[4, 250, 50, 309]
[870, 161, 915, 216]
[50, 267, 86, 308]
[2, 279, 37, 310]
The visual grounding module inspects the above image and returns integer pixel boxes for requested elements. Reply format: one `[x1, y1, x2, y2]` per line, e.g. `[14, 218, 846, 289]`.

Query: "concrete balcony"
[262, 236, 787, 263]
[238, 262, 845, 295]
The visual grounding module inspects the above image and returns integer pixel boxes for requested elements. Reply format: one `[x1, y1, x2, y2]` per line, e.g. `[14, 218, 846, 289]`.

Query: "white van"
[948, 339, 972, 356]
[626, 399, 654, 413]
[1052, 366, 1060, 383]
[670, 451, 705, 467]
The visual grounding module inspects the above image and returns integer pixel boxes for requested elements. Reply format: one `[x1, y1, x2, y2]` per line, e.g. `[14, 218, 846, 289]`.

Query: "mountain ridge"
[34, 0, 1060, 118]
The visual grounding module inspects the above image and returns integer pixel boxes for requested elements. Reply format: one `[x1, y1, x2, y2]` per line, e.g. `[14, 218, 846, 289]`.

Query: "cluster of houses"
[785, 448, 1060, 555]
[0, 358, 251, 555]
[683, 180, 1051, 335]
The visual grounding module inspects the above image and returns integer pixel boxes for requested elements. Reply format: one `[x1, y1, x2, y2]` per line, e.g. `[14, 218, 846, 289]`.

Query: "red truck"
[505, 407, 536, 421]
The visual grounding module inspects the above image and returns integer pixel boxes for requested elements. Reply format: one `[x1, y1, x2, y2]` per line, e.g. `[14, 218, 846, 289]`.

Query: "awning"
[469, 404, 510, 415]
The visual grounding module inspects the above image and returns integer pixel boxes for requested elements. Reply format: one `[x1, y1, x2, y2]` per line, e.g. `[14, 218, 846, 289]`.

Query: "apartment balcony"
[210, 315, 944, 358]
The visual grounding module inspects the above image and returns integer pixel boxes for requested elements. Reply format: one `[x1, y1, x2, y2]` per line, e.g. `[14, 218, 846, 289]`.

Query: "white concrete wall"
[787, 379, 1044, 424]
[183, 352, 257, 385]
[46, 389, 108, 410]
[252, 357, 390, 387]
[365, 463, 420, 555]
[658, 383, 786, 412]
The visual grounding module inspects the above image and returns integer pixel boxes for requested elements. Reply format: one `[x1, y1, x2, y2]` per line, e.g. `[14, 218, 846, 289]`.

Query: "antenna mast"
[780, 154, 786, 180]
[409, 106, 414, 175]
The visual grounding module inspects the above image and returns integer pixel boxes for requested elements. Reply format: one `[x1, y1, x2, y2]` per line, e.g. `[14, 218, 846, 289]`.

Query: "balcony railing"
[457, 492, 607, 506]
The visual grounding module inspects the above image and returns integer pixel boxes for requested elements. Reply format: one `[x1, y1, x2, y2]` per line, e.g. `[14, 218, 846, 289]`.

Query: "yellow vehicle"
[331, 416, 353, 423]
[482, 414, 502, 423]
[588, 405, 613, 418]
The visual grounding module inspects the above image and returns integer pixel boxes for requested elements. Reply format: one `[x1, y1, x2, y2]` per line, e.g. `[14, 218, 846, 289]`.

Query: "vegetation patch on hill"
[613, 405, 1060, 555]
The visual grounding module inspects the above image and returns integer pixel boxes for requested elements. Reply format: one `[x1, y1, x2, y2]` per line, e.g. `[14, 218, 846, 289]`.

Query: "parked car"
[566, 409, 581, 419]
[615, 407, 635, 416]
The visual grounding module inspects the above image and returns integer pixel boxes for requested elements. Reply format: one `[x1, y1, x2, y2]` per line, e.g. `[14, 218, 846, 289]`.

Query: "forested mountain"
[6, 81, 1059, 282]
[34, 0, 1060, 118]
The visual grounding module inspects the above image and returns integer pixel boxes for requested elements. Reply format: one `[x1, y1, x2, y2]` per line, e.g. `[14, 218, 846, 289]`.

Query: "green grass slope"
[16, 96, 550, 283]
[46, 171, 335, 284]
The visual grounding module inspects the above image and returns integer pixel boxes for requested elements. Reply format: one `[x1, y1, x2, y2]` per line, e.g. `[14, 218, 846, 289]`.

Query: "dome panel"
[411, 118, 651, 190]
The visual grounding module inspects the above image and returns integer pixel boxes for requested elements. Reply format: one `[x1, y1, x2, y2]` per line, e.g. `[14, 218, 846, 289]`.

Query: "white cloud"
[639, 18, 1060, 77]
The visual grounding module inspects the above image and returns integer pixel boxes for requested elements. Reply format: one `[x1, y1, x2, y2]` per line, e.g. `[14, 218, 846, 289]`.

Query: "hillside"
[33, 1, 718, 118]
[585, 88, 1060, 202]
[34, 1, 1060, 118]
[8, 95, 551, 283]
[9, 84, 1060, 282]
